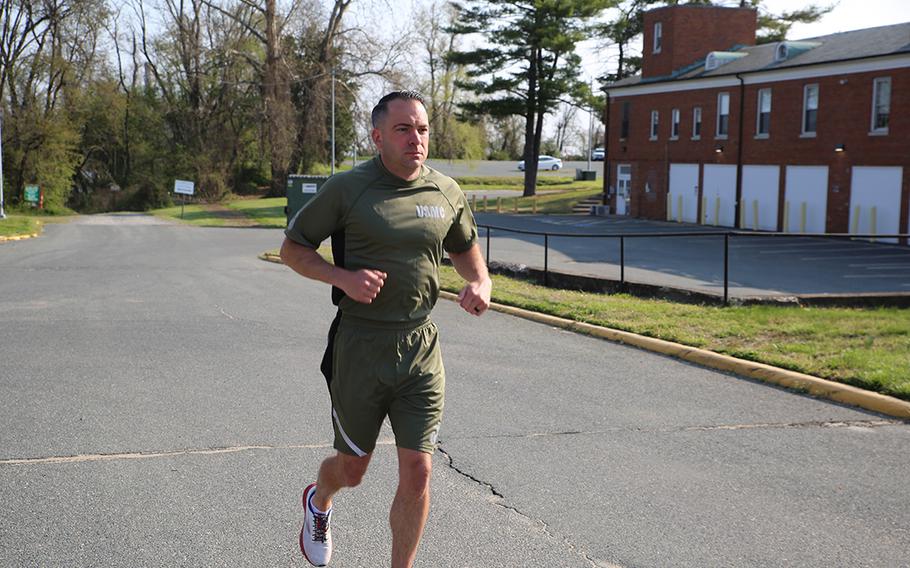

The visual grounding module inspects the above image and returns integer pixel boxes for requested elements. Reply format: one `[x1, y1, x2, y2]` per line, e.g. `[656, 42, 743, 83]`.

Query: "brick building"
[603, 4, 910, 242]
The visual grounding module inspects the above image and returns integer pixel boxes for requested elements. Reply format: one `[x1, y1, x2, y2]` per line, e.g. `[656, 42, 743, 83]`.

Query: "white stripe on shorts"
[333, 408, 368, 457]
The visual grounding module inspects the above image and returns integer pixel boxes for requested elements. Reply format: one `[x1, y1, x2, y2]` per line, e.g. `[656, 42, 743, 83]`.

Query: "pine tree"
[449, 0, 612, 196]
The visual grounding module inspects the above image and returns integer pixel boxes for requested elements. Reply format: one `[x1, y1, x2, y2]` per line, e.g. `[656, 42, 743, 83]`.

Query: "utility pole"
[586, 77, 594, 172]
[0, 108, 6, 219]
[330, 66, 336, 175]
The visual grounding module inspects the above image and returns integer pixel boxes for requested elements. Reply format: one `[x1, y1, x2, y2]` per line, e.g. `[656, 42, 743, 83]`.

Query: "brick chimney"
[642, 4, 757, 79]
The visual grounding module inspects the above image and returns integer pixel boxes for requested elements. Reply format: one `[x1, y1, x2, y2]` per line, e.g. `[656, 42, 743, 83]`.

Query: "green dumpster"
[285, 175, 329, 225]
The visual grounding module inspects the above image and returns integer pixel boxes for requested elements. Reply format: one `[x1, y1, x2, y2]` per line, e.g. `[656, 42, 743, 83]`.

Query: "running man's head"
[371, 91, 429, 181]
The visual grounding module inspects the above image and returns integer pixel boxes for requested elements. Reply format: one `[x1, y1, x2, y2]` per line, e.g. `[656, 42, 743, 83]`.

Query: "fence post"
[485, 226, 491, 267]
[724, 232, 730, 306]
[533, 197, 538, 214]
[497, 197, 502, 214]
[544, 234, 549, 287]
[514, 198, 519, 214]
[483, 196, 488, 212]
[620, 236, 625, 292]
[471, 194, 476, 212]
[870, 206, 877, 242]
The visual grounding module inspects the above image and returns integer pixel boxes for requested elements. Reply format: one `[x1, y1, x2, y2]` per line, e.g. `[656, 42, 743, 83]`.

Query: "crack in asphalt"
[436, 444, 623, 568]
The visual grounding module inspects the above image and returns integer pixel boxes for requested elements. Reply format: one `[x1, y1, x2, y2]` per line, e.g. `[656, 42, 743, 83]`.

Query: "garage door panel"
[742, 166, 780, 231]
[703, 164, 737, 227]
[850, 166, 903, 244]
[669, 164, 699, 224]
[784, 166, 828, 233]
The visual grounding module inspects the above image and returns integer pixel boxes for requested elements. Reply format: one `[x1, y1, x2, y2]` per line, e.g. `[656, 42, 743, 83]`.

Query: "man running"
[279, 90, 492, 568]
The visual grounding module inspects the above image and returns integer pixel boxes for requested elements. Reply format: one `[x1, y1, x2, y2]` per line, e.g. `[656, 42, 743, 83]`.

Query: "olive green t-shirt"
[285, 156, 477, 323]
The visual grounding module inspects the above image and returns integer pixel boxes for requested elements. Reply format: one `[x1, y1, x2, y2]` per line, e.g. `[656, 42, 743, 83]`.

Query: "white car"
[518, 155, 563, 171]
[591, 147, 605, 161]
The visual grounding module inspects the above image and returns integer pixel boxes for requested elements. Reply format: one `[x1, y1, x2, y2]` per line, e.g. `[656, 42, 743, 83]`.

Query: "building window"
[650, 110, 659, 140]
[653, 22, 662, 54]
[716, 92, 730, 138]
[671, 108, 680, 139]
[692, 107, 702, 139]
[756, 88, 771, 137]
[620, 102, 630, 139]
[802, 84, 818, 136]
[871, 77, 890, 133]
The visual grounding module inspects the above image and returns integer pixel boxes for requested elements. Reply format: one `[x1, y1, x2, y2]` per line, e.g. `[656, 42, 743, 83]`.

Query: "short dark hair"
[371, 90, 426, 127]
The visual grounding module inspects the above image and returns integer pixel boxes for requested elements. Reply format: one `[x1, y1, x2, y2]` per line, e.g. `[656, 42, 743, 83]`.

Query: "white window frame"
[692, 107, 702, 140]
[755, 88, 771, 138]
[870, 77, 890, 135]
[649, 110, 659, 140]
[716, 92, 730, 139]
[670, 108, 680, 139]
[653, 22, 662, 54]
[801, 84, 818, 137]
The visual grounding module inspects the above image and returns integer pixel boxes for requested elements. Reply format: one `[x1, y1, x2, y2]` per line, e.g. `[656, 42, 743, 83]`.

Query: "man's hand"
[338, 268, 387, 304]
[457, 276, 492, 316]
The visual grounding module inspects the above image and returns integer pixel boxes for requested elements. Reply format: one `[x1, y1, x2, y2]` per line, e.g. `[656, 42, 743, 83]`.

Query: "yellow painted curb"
[0, 232, 40, 243]
[439, 291, 910, 420]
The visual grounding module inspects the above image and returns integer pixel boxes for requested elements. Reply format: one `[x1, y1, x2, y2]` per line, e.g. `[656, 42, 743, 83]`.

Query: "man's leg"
[390, 447, 433, 568]
[312, 451, 372, 511]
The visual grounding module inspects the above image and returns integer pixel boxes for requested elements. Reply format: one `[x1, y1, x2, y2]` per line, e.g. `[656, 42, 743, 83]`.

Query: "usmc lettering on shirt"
[415, 205, 446, 219]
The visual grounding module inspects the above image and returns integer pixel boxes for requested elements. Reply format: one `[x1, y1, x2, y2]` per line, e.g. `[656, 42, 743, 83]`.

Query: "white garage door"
[742, 166, 780, 231]
[850, 166, 903, 244]
[668, 164, 699, 223]
[784, 166, 829, 233]
[702, 164, 737, 227]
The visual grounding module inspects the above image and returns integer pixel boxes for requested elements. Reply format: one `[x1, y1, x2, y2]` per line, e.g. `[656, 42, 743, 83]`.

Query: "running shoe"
[300, 483, 333, 566]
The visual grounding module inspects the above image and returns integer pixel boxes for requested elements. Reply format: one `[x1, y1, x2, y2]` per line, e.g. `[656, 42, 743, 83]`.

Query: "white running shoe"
[300, 483, 333, 567]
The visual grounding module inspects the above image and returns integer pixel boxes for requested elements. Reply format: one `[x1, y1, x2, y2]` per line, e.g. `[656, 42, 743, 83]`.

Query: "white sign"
[174, 179, 195, 195]
[301, 183, 318, 194]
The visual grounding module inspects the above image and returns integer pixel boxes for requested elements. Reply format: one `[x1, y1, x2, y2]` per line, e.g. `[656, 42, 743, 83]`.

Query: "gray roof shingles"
[609, 21, 910, 88]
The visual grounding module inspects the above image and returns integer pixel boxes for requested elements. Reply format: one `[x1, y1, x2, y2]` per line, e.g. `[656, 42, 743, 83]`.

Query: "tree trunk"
[522, 48, 539, 197]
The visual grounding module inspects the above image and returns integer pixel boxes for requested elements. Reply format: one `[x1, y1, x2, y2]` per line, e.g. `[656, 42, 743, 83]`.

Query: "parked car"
[591, 147, 605, 161]
[518, 155, 563, 171]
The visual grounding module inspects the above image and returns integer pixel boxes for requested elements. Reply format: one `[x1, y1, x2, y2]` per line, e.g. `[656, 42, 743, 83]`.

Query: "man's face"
[372, 98, 430, 181]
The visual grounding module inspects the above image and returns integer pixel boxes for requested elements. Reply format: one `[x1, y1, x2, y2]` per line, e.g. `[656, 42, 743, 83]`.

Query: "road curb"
[0, 232, 40, 243]
[439, 291, 910, 420]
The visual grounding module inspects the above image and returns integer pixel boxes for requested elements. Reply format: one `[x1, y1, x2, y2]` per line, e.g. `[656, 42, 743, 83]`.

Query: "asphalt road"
[473, 214, 910, 298]
[1, 215, 908, 567]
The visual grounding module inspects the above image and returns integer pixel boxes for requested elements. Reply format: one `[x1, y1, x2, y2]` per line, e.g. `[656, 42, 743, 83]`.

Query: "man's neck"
[379, 155, 421, 181]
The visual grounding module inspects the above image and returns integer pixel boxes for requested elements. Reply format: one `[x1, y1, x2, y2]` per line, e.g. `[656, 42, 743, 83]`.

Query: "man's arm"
[280, 237, 386, 304]
[448, 243, 492, 316]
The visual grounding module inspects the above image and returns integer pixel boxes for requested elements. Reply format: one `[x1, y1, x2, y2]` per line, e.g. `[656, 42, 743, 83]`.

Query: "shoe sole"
[300, 483, 326, 567]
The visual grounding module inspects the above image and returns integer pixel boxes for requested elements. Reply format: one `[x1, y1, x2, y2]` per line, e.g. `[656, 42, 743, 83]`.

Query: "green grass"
[434, 265, 910, 401]
[0, 214, 42, 237]
[150, 204, 237, 227]
[227, 198, 287, 228]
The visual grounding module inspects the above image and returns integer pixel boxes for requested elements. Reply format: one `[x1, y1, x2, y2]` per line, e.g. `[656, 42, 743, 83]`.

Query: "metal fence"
[478, 224, 910, 305]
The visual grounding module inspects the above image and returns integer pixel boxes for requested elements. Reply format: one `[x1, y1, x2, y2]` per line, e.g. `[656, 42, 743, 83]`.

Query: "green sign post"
[24, 185, 41, 207]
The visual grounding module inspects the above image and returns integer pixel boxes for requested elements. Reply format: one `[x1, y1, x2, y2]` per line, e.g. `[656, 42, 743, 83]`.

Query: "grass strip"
[0, 215, 42, 238]
[227, 198, 286, 228]
[437, 265, 910, 401]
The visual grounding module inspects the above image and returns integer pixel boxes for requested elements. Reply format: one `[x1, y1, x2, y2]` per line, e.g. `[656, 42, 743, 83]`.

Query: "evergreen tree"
[449, 0, 612, 196]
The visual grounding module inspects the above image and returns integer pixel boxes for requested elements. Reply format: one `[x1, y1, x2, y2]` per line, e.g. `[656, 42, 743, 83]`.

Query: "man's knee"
[398, 450, 432, 495]
[339, 453, 371, 487]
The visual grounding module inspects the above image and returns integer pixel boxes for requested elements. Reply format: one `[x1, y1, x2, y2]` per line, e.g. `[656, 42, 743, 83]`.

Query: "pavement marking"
[843, 274, 910, 279]
[847, 264, 910, 269]
[802, 253, 910, 261]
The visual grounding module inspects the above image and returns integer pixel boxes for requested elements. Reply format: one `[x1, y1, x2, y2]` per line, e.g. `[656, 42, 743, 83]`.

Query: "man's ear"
[370, 127, 382, 149]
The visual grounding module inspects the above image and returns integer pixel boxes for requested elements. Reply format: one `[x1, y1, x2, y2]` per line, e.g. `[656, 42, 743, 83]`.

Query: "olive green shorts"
[329, 316, 445, 456]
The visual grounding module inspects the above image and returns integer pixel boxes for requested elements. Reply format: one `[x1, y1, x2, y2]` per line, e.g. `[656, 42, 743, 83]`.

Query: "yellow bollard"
[497, 197, 502, 214]
[667, 193, 673, 221]
[870, 206, 877, 242]
[752, 200, 759, 230]
[851, 205, 861, 234]
[677, 195, 683, 223]
[702, 197, 708, 224]
[783, 201, 790, 232]
[533, 197, 538, 214]
[800, 202, 807, 233]
[715, 196, 721, 226]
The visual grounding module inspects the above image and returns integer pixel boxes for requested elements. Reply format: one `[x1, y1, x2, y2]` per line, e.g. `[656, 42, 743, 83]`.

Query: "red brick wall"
[607, 67, 910, 233]
[643, 5, 757, 79]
